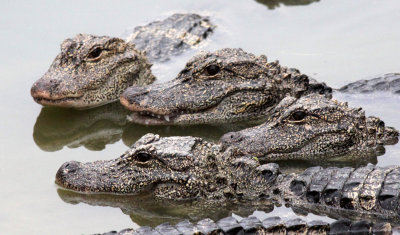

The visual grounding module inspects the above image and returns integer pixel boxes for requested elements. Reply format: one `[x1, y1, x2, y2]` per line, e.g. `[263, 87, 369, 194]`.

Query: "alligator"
[57, 188, 276, 227]
[95, 216, 394, 235]
[121, 48, 332, 125]
[338, 73, 400, 95]
[56, 129, 400, 223]
[31, 13, 214, 109]
[220, 94, 399, 161]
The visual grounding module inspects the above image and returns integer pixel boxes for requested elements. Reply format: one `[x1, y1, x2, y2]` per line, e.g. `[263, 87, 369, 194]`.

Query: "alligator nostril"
[221, 132, 243, 145]
[121, 86, 150, 105]
[62, 161, 79, 174]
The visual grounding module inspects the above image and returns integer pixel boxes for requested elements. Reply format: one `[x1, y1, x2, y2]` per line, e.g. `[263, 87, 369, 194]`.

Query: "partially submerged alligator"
[121, 48, 332, 125]
[220, 94, 398, 161]
[96, 216, 393, 235]
[338, 73, 400, 95]
[31, 13, 214, 109]
[56, 131, 400, 222]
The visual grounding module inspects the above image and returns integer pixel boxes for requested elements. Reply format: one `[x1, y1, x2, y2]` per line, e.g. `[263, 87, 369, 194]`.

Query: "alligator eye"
[136, 152, 152, 162]
[205, 64, 220, 76]
[87, 47, 103, 60]
[290, 111, 307, 121]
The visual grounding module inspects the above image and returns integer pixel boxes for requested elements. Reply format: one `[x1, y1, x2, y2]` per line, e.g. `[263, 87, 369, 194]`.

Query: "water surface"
[1, 0, 400, 234]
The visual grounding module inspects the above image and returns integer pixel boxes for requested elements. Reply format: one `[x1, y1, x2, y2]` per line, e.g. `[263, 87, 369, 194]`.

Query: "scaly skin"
[220, 94, 399, 161]
[96, 216, 393, 235]
[125, 13, 214, 62]
[121, 48, 332, 125]
[56, 130, 400, 221]
[31, 13, 214, 109]
[338, 73, 400, 94]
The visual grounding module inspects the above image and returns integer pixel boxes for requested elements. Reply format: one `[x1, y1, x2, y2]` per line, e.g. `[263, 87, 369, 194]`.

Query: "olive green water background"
[1, 0, 400, 234]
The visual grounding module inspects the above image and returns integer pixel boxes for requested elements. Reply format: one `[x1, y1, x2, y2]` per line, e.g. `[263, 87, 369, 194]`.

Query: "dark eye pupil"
[136, 152, 151, 162]
[205, 65, 220, 76]
[88, 47, 102, 59]
[292, 111, 306, 121]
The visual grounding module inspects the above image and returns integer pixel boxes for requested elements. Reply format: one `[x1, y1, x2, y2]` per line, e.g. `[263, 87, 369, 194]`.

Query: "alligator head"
[220, 94, 399, 161]
[121, 48, 331, 125]
[31, 34, 155, 109]
[56, 133, 280, 200]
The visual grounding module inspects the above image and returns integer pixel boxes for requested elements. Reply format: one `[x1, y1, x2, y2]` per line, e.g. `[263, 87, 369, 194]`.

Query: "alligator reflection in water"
[33, 103, 130, 151]
[57, 189, 274, 227]
[255, 0, 320, 9]
[33, 102, 254, 151]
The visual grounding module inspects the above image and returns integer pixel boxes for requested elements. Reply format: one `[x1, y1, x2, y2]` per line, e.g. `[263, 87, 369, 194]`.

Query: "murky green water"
[1, 0, 400, 234]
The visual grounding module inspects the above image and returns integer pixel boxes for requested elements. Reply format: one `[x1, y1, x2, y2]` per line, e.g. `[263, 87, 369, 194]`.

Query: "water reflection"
[33, 102, 256, 152]
[57, 189, 274, 227]
[33, 103, 130, 151]
[255, 0, 320, 9]
[58, 184, 400, 229]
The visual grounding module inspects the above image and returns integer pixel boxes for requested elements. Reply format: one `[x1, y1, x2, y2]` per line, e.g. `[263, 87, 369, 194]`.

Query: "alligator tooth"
[126, 115, 133, 122]
[157, 115, 161, 119]
[164, 115, 170, 122]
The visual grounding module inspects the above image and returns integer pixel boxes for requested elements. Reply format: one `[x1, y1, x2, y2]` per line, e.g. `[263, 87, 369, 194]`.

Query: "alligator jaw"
[127, 112, 178, 125]
[32, 95, 86, 108]
[55, 160, 155, 194]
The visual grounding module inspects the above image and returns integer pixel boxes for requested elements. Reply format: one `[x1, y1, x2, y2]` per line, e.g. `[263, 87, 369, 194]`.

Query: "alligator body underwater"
[121, 48, 332, 125]
[31, 13, 214, 109]
[95, 215, 393, 235]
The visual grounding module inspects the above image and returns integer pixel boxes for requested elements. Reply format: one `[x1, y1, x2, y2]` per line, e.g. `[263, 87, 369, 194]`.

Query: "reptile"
[56, 124, 400, 223]
[338, 73, 400, 95]
[220, 94, 398, 161]
[95, 216, 393, 235]
[31, 13, 214, 109]
[121, 48, 332, 125]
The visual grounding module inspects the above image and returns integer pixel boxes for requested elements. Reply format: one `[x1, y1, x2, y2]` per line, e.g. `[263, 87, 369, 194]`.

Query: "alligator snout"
[120, 86, 150, 111]
[31, 78, 61, 99]
[220, 132, 244, 150]
[60, 161, 80, 174]
[55, 161, 81, 183]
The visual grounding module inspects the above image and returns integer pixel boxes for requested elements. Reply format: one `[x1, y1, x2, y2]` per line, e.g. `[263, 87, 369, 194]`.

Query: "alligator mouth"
[127, 109, 205, 125]
[224, 130, 353, 161]
[34, 96, 82, 104]
[125, 95, 275, 125]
